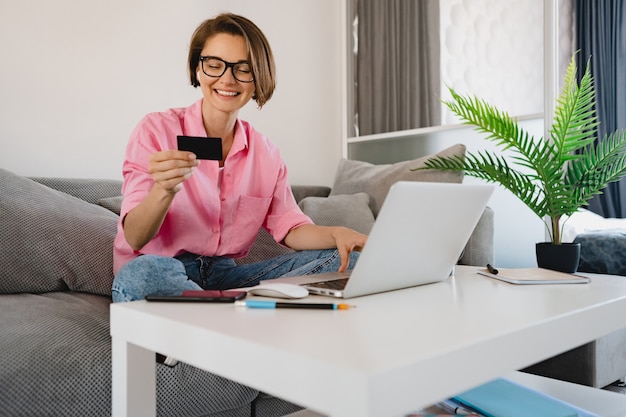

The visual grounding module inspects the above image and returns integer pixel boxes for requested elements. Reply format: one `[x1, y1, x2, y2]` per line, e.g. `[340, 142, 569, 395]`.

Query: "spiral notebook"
[453, 377, 599, 417]
[478, 268, 590, 285]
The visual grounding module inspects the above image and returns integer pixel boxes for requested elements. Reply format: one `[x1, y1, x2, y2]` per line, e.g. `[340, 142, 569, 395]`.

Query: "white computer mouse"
[248, 282, 309, 299]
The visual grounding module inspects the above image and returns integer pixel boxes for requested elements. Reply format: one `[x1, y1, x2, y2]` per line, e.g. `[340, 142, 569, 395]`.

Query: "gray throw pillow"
[299, 193, 375, 234]
[0, 169, 118, 296]
[330, 143, 465, 216]
[97, 196, 123, 215]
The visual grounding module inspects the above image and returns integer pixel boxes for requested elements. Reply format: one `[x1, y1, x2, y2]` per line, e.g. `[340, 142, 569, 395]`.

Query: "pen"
[438, 399, 481, 415]
[486, 263, 499, 275]
[235, 300, 353, 310]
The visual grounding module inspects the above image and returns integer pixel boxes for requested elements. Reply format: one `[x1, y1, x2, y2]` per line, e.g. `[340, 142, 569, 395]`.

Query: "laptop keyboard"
[304, 278, 349, 290]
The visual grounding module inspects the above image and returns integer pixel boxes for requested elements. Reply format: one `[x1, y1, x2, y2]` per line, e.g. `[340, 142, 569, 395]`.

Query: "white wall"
[440, 0, 544, 124]
[0, 0, 343, 185]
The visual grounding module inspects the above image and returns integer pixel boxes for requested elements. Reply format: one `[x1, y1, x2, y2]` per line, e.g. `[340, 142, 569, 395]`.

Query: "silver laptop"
[298, 181, 494, 298]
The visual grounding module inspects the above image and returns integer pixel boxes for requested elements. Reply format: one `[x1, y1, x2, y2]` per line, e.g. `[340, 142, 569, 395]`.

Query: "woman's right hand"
[122, 150, 199, 250]
[149, 150, 199, 194]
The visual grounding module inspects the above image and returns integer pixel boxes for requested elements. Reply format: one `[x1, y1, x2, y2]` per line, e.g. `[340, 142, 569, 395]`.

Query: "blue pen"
[235, 300, 353, 310]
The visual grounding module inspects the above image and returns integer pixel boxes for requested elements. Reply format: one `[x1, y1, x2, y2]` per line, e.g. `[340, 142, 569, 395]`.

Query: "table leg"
[111, 337, 156, 417]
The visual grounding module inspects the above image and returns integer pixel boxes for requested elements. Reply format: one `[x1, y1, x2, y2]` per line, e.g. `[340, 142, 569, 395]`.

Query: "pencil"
[235, 300, 353, 310]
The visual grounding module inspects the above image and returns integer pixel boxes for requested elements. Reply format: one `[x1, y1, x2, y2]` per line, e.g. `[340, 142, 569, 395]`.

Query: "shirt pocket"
[227, 195, 272, 251]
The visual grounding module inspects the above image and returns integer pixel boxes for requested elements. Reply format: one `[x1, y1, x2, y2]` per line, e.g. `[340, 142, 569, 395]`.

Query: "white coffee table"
[111, 265, 626, 417]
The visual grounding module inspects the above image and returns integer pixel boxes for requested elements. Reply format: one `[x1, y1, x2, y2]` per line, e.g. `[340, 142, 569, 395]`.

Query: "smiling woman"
[193, 32, 258, 146]
[187, 14, 276, 108]
[112, 12, 366, 315]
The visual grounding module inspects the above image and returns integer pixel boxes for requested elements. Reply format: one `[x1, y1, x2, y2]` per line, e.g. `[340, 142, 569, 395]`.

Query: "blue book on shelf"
[452, 377, 599, 417]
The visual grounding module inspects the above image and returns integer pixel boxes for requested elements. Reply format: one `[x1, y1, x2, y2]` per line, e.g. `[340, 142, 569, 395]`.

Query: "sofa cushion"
[29, 176, 122, 204]
[299, 192, 375, 234]
[291, 185, 331, 203]
[97, 196, 123, 215]
[0, 168, 117, 296]
[575, 230, 626, 276]
[0, 292, 261, 416]
[330, 144, 466, 216]
[0, 292, 113, 415]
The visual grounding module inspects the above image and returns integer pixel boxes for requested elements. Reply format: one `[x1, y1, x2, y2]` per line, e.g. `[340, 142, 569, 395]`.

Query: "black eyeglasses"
[199, 56, 254, 83]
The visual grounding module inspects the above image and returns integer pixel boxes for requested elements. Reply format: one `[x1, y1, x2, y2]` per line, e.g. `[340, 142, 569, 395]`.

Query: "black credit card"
[177, 136, 222, 160]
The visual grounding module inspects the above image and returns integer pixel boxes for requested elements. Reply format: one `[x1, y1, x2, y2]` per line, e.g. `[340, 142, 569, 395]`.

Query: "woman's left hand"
[330, 226, 367, 272]
[284, 224, 368, 272]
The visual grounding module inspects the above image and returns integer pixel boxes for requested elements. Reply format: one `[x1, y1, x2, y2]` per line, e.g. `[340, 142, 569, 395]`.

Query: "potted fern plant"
[417, 54, 626, 272]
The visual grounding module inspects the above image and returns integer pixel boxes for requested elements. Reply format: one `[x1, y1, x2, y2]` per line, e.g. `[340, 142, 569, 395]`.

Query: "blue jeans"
[112, 249, 359, 302]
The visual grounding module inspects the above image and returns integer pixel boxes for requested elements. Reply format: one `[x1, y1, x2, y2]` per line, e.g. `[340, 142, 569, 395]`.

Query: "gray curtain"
[355, 0, 440, 136]
[575, 0, 626, 217]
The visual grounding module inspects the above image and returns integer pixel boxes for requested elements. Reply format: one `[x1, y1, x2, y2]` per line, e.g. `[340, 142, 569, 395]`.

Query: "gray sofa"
[0, 144, 496, 416]
[522, 230, 626, 388]
[523, 327, 626, 389]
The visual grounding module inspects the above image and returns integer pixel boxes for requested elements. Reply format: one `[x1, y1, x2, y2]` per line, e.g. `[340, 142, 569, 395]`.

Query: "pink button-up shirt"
[113, 99, 312, 274]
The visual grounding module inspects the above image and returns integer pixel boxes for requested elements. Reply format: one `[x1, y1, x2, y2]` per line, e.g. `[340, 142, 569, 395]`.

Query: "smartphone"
[145, 290, 246, 303]
[177, 136, 222, 160]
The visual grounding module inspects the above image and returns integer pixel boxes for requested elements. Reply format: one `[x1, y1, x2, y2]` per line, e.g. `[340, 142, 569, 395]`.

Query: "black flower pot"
[535, 242, 581, 273]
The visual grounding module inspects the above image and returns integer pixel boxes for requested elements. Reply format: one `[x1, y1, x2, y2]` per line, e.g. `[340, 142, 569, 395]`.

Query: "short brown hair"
[188, 13, 276, 108]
